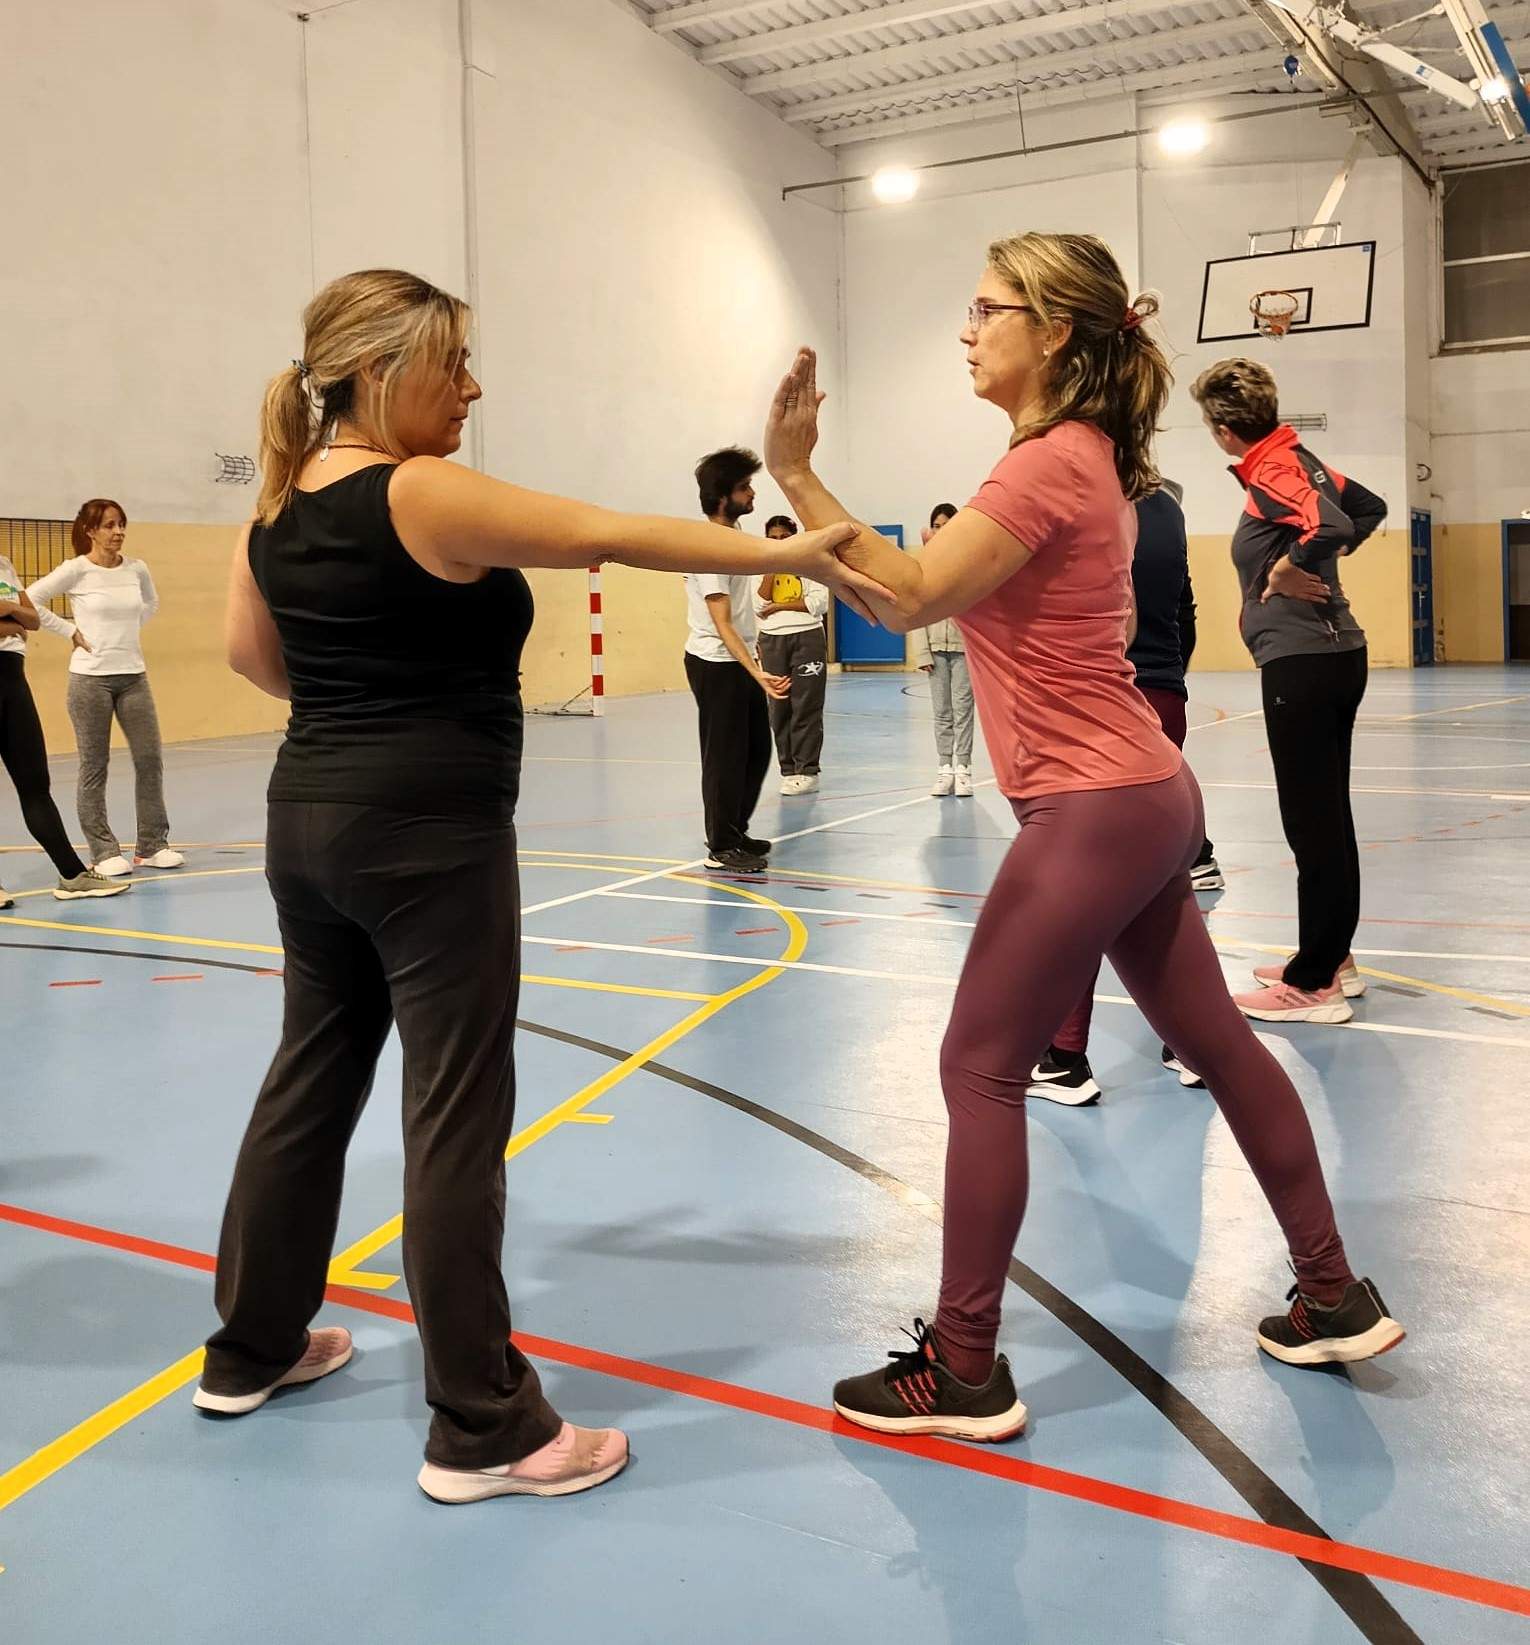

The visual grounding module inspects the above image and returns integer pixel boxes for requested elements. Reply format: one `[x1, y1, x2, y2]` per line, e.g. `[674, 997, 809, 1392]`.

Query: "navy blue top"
[1127, 489, 1192, 699]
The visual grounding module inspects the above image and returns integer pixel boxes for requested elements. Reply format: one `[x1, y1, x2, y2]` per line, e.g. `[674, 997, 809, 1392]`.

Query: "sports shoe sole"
[832, 1399, 1028, 1443]
[53, 885, 130, 900]
[1026, 1076, 1101, 1107]
[193, 1339, 354, 1415]
[1238, 999, 1353, 1024]
[1256, 1317, 1406, 1366]
[417, 1451, 629, 1503]
[1190, 873, 1226, 892]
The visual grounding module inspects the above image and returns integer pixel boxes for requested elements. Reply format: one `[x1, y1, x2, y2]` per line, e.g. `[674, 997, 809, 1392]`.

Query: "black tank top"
[248, 463, 533, 819]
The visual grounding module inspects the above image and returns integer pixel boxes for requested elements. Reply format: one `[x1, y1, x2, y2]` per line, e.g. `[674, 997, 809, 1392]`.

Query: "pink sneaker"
[1252, 955, 1366, 998]
[1233, 980, 1353, 1024]
[193, 1326, 354, 1414]
[418, 1421, 630, 1503]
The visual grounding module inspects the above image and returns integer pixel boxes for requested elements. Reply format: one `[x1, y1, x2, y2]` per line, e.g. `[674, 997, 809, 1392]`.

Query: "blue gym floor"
[2, 668, 1528, 1644]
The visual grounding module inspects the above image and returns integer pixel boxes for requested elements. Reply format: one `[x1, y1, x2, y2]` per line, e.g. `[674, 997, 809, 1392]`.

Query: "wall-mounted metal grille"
[0, 519, 73, 614]
[1287, 413, 1328, 432]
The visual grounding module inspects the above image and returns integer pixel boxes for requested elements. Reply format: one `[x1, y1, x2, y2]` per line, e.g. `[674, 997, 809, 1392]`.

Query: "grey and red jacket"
[1226, 425, 1387, 667]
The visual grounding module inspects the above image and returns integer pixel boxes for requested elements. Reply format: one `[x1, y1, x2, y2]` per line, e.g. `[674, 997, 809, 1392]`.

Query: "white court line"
[1187, 709, 1265, 731]
[599, 891, 1530, 967]
[1199, 780, 1530, 802]
[520, 783, 990, 916]
[1385, 694, 1530, 722]
[603, 888, 977, 929]
[522, 934, 1530, 1052]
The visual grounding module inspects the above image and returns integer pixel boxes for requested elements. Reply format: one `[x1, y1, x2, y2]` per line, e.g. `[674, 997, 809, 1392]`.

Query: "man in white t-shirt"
[755, 516, 830, 796]
[682, 446, 790, 874]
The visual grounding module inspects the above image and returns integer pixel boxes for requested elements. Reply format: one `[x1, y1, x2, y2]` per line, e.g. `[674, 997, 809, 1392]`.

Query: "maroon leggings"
[1055, 684, 1186, 1054]
[934, 761, 1354, 1378]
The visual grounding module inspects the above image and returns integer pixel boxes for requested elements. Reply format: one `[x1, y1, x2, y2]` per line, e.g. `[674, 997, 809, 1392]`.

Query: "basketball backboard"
[1197, 241, 1376, 343]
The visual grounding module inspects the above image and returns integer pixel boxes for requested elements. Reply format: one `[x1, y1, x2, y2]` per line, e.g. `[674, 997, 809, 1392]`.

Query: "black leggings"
[0, 653, 87, 879]
[1261, 647, 1368, 991]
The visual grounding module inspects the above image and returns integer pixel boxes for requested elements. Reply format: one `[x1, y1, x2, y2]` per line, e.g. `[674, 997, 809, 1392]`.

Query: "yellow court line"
[1214, 938, 1530, 1018]
[0, 915, 712, 1004]
[520, 850, 689, 865]
[0, 881, 806, 1510]
[330, 878, 808, 1281]
[0, 1350, 206, 1515]
[6, 865, 269, 901]
[0, 914, 283, 956]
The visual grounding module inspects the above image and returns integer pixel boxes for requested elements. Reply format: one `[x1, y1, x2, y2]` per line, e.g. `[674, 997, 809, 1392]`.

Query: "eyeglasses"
[967, 300, 1033, 331]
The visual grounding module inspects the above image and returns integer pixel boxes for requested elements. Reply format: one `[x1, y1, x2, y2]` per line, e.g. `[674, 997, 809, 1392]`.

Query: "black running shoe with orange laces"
[1256, 1278, 1405, 1366]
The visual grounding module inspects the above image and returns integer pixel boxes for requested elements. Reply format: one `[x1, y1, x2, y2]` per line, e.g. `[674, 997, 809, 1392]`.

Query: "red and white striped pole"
[588, 565, 605, 716]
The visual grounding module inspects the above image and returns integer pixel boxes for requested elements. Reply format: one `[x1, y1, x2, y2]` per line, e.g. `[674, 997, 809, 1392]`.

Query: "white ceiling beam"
[647, 0, 817, 33]
[780, 17, 1264, 123]
[744, 0, 1221, 95]
[697, 0, 1132, 66]
[813, 54, 1284, 143]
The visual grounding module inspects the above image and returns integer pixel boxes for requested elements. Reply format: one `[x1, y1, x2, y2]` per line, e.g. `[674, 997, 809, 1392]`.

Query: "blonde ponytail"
[986, 233, 1172, 501]
[254, 269, 472, 525]
[255, 365, 319, 524]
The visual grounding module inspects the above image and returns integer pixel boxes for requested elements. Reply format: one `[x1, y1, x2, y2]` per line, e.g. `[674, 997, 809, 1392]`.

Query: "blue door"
[834, 524, 907, 665]
[1410, 509, 1434, 668]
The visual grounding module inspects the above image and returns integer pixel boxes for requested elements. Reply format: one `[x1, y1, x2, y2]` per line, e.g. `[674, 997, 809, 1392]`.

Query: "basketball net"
[1251, 290, 1301, 339]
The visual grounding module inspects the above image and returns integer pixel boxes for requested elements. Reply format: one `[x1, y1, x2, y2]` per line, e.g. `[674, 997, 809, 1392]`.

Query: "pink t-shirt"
[961, 420, 1181, 800]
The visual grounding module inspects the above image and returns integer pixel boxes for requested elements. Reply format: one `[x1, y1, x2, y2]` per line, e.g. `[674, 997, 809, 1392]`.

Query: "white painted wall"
[1431, 352, 1530, 523]
[0, 0, 840, 534]
[0, 0, 308, 522]
[474, 0, 844, 520]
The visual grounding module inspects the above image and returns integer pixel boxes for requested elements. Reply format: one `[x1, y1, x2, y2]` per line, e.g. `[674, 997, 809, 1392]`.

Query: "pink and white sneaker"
[193, 1326, 354, 1414]
[418, 1421, 630, 1503]
[1252, 955, 1366, 998]
[1234, 980, 1353, 1024]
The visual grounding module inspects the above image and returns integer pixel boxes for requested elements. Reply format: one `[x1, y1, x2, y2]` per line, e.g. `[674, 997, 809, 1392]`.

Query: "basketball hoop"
[1251, 290, 1301, 339]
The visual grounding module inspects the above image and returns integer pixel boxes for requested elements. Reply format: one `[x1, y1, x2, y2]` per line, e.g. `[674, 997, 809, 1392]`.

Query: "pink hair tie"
[1120, 308, 1144, 333]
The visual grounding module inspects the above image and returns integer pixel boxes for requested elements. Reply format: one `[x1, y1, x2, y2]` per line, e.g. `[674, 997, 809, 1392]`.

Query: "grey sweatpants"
[757, 627, 828, 776]
[66, 671, 170, 862]
[929, 650, 974, 765]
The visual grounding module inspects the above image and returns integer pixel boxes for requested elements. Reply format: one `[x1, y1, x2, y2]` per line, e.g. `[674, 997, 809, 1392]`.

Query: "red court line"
[49, 980, 101, 989]
[1, 1199, 1527, 1618]
[644, 934, 695, 946]
[152, 975, 204, 983]
[818, 918, 861, 928]
[734, 927, 778, 936]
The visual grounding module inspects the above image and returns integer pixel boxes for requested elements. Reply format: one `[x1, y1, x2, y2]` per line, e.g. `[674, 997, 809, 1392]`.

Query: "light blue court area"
[2, 669, 1528, 1644]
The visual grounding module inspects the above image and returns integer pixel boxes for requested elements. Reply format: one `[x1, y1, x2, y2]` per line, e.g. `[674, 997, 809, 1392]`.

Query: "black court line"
[3, 935, 1422, 1643]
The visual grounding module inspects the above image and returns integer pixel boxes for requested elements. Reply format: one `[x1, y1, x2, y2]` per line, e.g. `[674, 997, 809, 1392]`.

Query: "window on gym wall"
[1441, 158, 1530, 350]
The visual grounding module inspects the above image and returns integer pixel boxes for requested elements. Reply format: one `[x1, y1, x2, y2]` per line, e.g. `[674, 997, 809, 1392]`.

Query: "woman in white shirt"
[27, 499, 182, 876]
[0, 556, 130, 903]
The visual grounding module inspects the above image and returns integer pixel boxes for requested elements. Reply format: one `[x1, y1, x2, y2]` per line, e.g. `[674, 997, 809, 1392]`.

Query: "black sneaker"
[740, 836, 773, 857]
[832, 1319, 1027, 1442]
[1026, 1047, 1100, 1106]
[1256, 1278, 1405, 1366]
[1190, 858, 1226, 892]
[1160, 1044, 1206, 1090]
[704, 848, 766, 875]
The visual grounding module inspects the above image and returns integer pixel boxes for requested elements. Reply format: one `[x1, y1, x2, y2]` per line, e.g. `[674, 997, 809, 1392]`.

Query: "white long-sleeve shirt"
[26, 556, 159, 675]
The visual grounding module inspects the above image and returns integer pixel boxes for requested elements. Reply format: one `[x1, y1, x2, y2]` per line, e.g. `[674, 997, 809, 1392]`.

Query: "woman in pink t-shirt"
[764, 232, 1403, 1442]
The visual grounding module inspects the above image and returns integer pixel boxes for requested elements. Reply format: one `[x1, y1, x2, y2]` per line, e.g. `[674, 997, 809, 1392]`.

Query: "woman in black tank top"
[198, 269, 880, 1502]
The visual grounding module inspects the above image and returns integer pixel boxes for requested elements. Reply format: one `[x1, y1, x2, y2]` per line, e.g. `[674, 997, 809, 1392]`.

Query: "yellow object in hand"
[771, 574, 803, 605]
